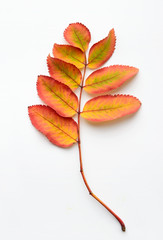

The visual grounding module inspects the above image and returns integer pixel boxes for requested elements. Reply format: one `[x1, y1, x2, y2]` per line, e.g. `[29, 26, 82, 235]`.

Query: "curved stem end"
[121, 224, 126, 232]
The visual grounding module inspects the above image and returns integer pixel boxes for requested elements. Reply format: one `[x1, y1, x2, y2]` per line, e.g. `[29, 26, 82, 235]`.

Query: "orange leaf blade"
[53, 44, 85, 69]
[37, 76, 78, 117]
[81, 95, 141, 122]
[88, 29, 116, 69]
[47, 55, 82, 91]
[84, 65, 139, 94]
[28, 105, 78, 148]
[64, 22, 91, 52]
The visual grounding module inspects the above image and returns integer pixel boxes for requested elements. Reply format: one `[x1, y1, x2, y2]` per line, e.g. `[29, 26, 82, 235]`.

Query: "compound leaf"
[37, 75, 78, 117]
[84, 65, 139, 94]
[64, 22, 91, 52]
[81, 95, 141, 122]
[88, 29, 116, 69]
[47, 55, 82, 91]
[53, 44, 85, 69]
[28, 105, 78, 148]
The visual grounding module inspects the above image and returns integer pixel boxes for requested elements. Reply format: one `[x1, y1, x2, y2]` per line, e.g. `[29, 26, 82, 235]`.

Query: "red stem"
[77, 53, 126, 232]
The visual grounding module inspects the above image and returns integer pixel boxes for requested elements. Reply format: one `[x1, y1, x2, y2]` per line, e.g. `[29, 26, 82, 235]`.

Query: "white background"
[0, 0, 163, 239]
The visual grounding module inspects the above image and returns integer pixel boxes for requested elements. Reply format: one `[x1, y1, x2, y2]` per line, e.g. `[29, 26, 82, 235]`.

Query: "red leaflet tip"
[110, 28, 115, 33]
[134, 67, 139, 73]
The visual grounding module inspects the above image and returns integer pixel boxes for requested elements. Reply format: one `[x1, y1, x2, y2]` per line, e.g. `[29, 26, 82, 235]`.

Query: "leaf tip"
[135, 67, 139, 73]
[109, 28, 115, 34]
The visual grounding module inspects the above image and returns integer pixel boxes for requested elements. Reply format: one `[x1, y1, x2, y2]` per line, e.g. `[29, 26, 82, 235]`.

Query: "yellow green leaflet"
[53, 44, 85, 69]
[81, 95, 141, 122]
[88, 29, 116, 69]
[84, 65, 139, 94]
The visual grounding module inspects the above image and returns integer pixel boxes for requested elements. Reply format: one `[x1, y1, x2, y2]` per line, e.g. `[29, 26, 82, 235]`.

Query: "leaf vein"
[54, 62, 80, 86]
[43, 81, 77, 113]
[84, 73, 120, 87]
[33, 110, 77, 142]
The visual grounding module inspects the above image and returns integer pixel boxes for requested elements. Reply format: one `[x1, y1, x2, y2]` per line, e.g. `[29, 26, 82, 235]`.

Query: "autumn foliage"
[28, 22, 141, 231]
